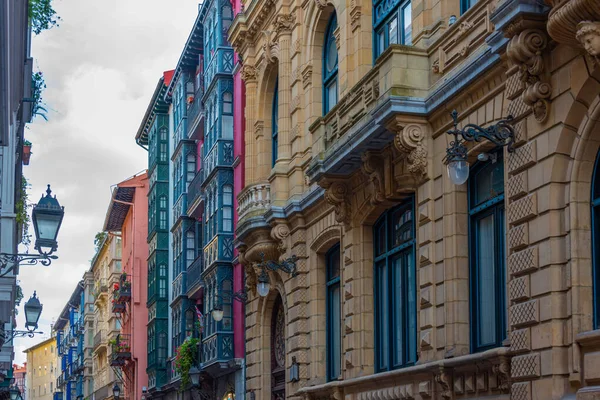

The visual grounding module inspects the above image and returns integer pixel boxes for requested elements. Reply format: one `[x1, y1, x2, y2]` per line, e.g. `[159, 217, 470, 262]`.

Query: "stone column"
[241, 65, 258, 184]
[274, 14, 294, 163]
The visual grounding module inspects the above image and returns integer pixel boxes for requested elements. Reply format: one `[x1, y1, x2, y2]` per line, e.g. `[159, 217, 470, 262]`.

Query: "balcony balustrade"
[114, 273, 131, 303]
[93, 329, 106, 351]
[109, 334, 132, 367]
[186, 168, 204, 216]
[201, 332, 234, 372]
[204, 48, 234, 90]
[237, 183, 271, 222]
[186, 255, 204, 298]
[202, 141, 234, 184]
[172, 271, 187, 303]
[172, 195, 188, 223]
[93, 279, 108, 300]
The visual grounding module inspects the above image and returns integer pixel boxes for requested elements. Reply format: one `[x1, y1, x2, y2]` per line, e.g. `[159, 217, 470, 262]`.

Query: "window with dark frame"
[468, 153, 506, 352]
[272, 79, 278, 167]
[591, 151, 600, 328]
[373, 0, 412, 60]
[326, 244, 341, 381]
[323, 13, 339, 115]
[374, 199, 417, 372]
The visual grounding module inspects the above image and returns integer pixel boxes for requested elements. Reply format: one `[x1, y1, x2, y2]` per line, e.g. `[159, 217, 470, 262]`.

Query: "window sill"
[297, 346, 510, 397]
[576, 328, 600, 348]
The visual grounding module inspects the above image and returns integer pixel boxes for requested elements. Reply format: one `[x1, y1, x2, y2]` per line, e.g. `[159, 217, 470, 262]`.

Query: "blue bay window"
[591, 151, 600, 327]
[374, 199, 416, 372]
[373, 0, 412, 60]
[468, 154, 506, 352]
[326, 244, 341, 381]
[323, 13, 338, 114]
[272, 79, 278, 166]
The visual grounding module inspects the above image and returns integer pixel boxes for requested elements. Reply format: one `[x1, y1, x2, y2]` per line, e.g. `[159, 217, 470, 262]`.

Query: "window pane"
[327, 38, 337, 72]
[389, 17, 398, 45]
[474, 159, 504, 206]
[377, 30, 385, 57]
[403, 5, 412, 45]
[330, 284, 341, 379]
[376, 222, 386, 256]
[377, 262, 389, 370]
[328, 246, 340, 280]
[476, 213, 496, 347]
[392, 206, 413, 248]
[327, 82, 338, 112]
[406, 252, 416, 363]
[392, 256, 403, 366]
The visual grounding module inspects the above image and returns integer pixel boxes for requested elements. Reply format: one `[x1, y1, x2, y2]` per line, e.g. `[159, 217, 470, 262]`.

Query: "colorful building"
[25, 338, 57, 400]
[103, 173, 149, 400]
[90, 234, 122, 400]
[13, 363, 26, 400]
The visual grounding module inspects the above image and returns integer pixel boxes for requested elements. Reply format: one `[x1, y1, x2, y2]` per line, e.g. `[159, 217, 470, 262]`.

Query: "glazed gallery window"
[468, 154, 506, 352]
[272, 79, 278, 167]
[374, 0, 412, 59]
[591, 151, 600, 327]
[461, 0, 478, 14]
[374, 199, 416, 371]
[326, 244, 341, 381]
[323, 13, 338, 115]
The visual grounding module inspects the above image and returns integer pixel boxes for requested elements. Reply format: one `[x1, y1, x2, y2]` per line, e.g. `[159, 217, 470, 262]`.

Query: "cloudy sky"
[14, 0, 200, 364]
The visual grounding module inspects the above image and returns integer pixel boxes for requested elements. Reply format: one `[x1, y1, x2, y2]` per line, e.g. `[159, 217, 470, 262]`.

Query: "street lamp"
[1, 291, 44, 346]
[0, 185, 64, 277]
[189, 366, 201, 386]
[211, 290, 248, 322]
[444, 110, 516, 185]
[255, 252, 298, 298]
[112, 383, 120, 399]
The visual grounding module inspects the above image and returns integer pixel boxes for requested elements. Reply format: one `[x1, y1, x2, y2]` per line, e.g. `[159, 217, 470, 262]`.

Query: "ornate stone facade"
[230, 0, 600, 398]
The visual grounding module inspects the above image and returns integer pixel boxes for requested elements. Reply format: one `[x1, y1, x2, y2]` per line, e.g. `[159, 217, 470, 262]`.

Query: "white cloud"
[14, 0, 200, 363]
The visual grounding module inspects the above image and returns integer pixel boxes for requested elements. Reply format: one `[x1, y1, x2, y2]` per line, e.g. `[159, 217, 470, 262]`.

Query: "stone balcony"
[545, 0, 600, 48]
[237, 182, 271, 223]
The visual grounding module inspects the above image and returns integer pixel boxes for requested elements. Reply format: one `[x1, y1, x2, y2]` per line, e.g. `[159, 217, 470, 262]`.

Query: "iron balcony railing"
[109, 334, 131, 367]
[93, 329, 106, 351]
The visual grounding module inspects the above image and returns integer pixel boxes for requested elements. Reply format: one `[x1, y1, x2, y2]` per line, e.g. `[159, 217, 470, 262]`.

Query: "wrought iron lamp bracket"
[256, 252, 299, 277]
[444, 110, 516, 164]
[0, 252, 57, 278]
[216, 290, 249, 304]
[5, 329, 44, 342]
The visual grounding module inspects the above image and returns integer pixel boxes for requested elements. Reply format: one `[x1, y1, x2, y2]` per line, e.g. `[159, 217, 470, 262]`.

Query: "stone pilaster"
[275, 13, 294, 163]
[241, 65, 258, 184]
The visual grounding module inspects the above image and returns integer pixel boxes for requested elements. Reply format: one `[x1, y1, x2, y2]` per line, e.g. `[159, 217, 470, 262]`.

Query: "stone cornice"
[228, 0, 277, 57]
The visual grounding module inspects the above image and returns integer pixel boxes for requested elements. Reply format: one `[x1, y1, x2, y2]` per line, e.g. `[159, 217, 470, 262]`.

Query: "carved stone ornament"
[273, 13, 295, 36]
[262, 31, 280, 64]
[393, 123, 428, 178]
[361, 151, 386, 205]
[319, 179, 351, 225]
[314, 0, 328, 10]
[435, 368, 452, 399]
[270, 224, 291, 255]
[240, 64, 258, 82]
[576, 21, 600, 64]
[506, 28, 552, 122]
[492, 358, 511, 392]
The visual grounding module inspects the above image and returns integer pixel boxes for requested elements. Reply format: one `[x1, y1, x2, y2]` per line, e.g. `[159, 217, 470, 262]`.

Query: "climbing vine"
[29, 0, 61, 35]
[174, 337, 199, 390]
[15, 176, 31, 246]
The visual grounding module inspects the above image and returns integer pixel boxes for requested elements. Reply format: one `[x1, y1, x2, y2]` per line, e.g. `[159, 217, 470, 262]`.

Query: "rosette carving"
[506, 28, 552, 122]
[320, 179, 351, 225]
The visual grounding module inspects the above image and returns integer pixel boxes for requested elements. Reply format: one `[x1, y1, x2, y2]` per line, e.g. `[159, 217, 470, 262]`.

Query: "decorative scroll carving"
[262, 31, 279, 64]
[270, 224, 291, 254]
[273, 13, 295, 36]
[576, 21, 600, 64]
[392, 122, 428, 179]
[435, 368, 452, 399]
[319, 179, 351, 225]
[506, 28, 552, 122]
[432, 60, 440, 74]
[493, 358, 511, 392]
[240, 65, 258, 82]
[361, 151, 385, 205]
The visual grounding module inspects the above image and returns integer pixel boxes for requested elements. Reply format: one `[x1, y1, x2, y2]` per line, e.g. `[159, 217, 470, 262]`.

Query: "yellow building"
[229, 0, 600, 398]
[91, 234, 122, 400]
[25, 338, 57, 400]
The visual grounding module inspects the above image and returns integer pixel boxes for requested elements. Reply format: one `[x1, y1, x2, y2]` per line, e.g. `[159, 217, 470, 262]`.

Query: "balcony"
[186, 256, 204, 298]
[186, 168, 204, 217]
[172, 271, 187, 303]
[201, 141, 234, 184]
[203, 48, 234, 90]
[115, 273, 131, 303]
[109, 334, 132, 367]
[201, 332, 234, 374]
[237, 183, 271, 222]
[93, 330, 106, 352]
[172, 195, 188, 224]
[93, 279, 108, 301]
[187, 86, 204, 140]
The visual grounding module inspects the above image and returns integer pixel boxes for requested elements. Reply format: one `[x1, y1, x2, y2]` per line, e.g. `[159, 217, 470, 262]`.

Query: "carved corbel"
[389, 119, 429, 180]
[576, 21, 600, 66]
[262, 31, 280, 64]
[273, 13, 295, 37]
[506, 28, 552, 122]
[319, 179, 351, 225]
[270, 224, 291, 255]
[435, 367, 453, 399]
[492, 357, 510, 392]
[361, 151, 386, 205]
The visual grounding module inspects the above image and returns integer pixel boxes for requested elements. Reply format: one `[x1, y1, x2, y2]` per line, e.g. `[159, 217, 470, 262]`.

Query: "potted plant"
[174, 337, 199, 390]
[23, 140, 32, 165]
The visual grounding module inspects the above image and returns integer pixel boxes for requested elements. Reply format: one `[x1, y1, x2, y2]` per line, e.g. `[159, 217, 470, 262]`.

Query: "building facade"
[25, 338, 56, 400]
[228, 0, 600, 398]
[54, 283, 87, 400]
[104, 173, 149, 400]
[90, 230, 122, 400]
[14, 363, 26, 400]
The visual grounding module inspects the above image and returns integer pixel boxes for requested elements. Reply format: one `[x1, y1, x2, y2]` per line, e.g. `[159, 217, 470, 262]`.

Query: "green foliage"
[94, 232, 107, 252]
[14, 284, 23, 316]
[174, 337, 199, 390]
[31, 71, 48, 121]
[29, 0, 61, 35]
[16, 176, 31, 246]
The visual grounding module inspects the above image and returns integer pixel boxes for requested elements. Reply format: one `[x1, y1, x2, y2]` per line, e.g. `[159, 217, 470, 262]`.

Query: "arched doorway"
[271, 296, 285, 399]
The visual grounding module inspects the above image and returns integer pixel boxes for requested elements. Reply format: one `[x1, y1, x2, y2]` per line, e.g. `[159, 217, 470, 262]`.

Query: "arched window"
[373, 0, 412, 59]
[271, 296, 285, 399]
[272, 80, 279, 167]
[323, 13, 338, 114]
[374, 198, 416, 371]
[326, 244, 341, 381]
[468, 153, 506, 352]
[591, 152, 600, 327]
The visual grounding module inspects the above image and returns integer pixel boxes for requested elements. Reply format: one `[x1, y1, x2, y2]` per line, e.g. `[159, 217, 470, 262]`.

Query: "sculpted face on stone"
[576, 21, 600, 57]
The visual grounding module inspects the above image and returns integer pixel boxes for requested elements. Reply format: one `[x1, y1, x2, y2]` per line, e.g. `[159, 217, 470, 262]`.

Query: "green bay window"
[374, 199, 416, 372]
[326, 244, 341, 381]
[468, 153, 506, 352]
